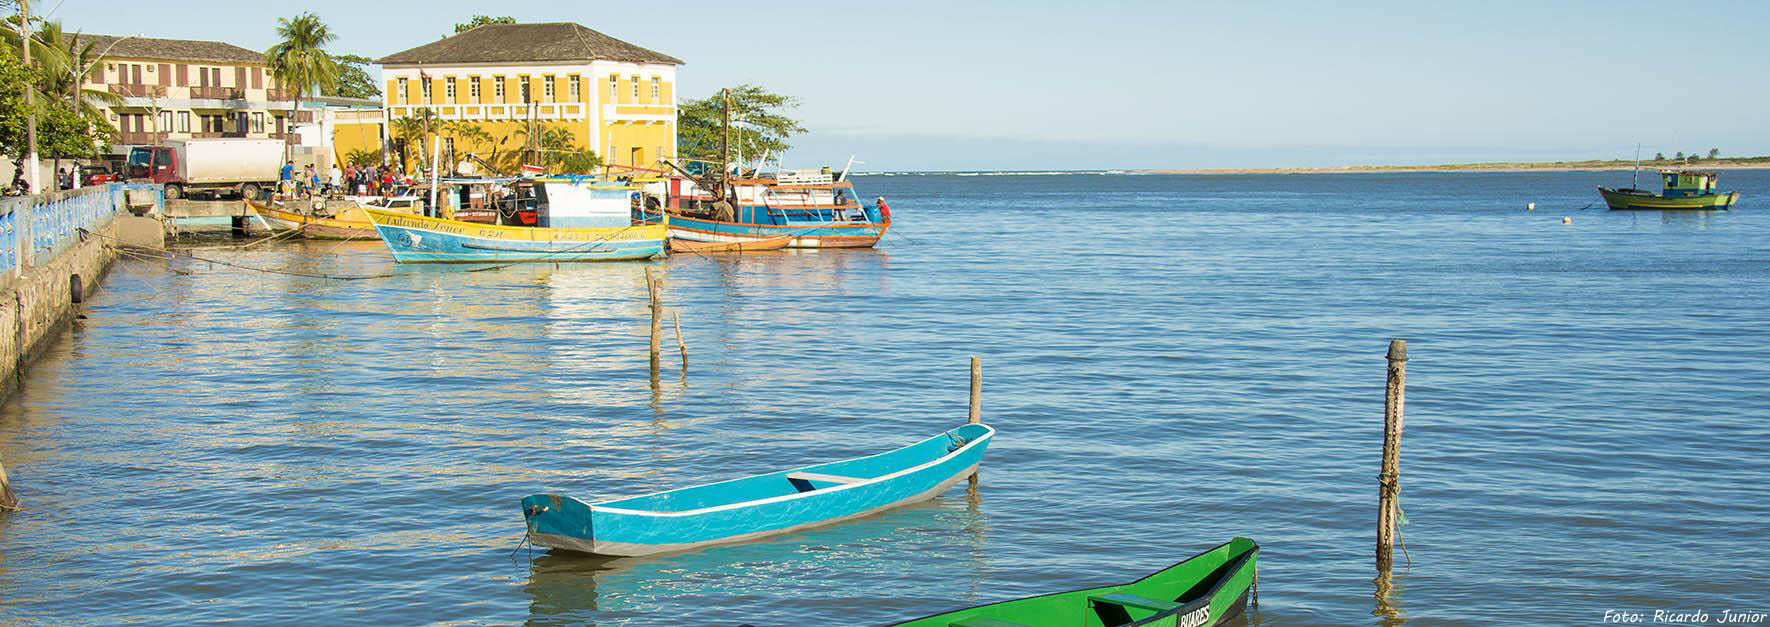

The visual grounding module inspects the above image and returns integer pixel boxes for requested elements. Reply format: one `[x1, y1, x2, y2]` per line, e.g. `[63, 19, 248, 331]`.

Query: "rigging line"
[83, 228, 398, 281]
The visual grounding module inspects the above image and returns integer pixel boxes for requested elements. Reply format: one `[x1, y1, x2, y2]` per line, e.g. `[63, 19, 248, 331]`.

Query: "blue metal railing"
[0, 183, 158, 281]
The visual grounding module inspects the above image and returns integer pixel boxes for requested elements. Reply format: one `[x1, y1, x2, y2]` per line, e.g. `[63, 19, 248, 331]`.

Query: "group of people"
[278, 160, 406, 199]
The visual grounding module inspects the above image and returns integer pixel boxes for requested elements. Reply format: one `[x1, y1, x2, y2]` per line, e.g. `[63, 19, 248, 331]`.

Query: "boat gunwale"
[660, 212, 889, 231]
[364, 208, 666, 238]
[889, 537, 1259, 626]
[585, 424, 995, 518]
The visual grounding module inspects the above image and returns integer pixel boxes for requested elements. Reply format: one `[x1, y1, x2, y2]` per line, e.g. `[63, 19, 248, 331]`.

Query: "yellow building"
[376, 22, 682, 174]
[82, 35, 301, 154]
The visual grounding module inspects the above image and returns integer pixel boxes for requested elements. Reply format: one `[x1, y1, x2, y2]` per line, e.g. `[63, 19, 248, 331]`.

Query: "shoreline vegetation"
[1145, 156, 1770, 175]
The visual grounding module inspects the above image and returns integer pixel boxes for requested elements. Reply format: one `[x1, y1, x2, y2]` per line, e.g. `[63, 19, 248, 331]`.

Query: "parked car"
[81, 164, 120, 186]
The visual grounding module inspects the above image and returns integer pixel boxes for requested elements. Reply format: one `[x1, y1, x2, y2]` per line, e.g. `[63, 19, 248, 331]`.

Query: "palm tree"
[264, 12, 339, 136]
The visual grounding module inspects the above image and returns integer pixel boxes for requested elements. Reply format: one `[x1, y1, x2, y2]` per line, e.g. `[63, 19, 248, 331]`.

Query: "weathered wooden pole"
[968, 356, 982, 489]
[672, 310, 687, 373]
[645, 269, 661, 382]
[1, 456, 16, 512]
[1376, 339, 1407, 572]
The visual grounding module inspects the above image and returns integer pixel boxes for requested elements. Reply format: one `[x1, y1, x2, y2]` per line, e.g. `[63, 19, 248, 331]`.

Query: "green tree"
[1674, 151, 1684, 160]
[333, 54, 380, 99]
[0, 27, 112, 164]
[1654, 152, 1665, 161]
[454, 15, 516, 34]
[555, 148, 602, 174]
[345, 148, 378, 167]
[265, 12, 340, 117]
[0, 44, 35, 161]
[389, 110, 441, 172]
[1708, 148, 1720, 159]
[677, 84, 805, 166]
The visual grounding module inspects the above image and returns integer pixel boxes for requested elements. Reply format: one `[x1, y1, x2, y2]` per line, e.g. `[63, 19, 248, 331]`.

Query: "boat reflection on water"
[522, 495, 988, 624]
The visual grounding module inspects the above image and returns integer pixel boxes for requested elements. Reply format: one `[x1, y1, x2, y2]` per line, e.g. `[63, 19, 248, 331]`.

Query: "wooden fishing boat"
[520, 423, 995, 557]
[894, 537, 1259, 627]
[248, 195, 426, 240]
[644, 168, 890, 249]
[1599, 170, 1739, 210]
[364, 178, 666, 263]
[668, 235, 792, 253]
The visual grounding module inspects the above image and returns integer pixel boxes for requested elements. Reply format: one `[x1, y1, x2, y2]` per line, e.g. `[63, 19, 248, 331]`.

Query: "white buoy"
[1562, 216, 1571, 225]
[1527, 202, 1536, 211]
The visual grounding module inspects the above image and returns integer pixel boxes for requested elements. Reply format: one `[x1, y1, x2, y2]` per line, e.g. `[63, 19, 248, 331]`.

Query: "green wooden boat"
[1599, 170, 1739, 210]
[893, 537, 1258, 627]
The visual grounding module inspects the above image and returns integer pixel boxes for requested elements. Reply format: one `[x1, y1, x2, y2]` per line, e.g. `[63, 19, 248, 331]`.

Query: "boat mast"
[1632, 142, 1641, 189]
[720, 88, 732, 205]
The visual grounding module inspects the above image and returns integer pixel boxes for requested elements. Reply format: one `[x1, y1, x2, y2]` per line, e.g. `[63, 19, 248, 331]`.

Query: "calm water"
[3, 171, 1769, 624]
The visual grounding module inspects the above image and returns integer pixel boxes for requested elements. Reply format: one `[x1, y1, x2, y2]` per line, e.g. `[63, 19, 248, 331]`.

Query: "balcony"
[116, 131, 165, 145]
[190, 86, 241, 100]
[266, 89, 295, 101]
[109, 84, 166, 98]
[189, 131, 249, 139]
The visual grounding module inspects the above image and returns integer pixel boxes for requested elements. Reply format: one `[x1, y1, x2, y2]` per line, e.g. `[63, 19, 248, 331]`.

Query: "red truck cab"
[127, 146, 178, 185]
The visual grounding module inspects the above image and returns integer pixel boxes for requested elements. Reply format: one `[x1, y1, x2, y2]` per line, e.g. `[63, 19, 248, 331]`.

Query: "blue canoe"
[520, 423, 995, 556]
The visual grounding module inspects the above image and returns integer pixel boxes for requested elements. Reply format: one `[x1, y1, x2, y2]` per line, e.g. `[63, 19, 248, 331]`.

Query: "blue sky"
[50, 1, 1770, 170]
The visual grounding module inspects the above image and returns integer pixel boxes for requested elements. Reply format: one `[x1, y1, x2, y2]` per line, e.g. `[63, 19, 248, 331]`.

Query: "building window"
[543, 75, 554, 102]
[158, 111, 172, 132]
[420, 77, 431, 101]
[469, 77, 480, 101]
[177, 111, 190, 133]
[609, 75, 618, 102]
[445, 78, 456, 103]
[493, 76, 505, 101]
[520, 77, 530, 103]
[252, 112, 264, 133]
[397, 78, 408, 103]
[651, 77, 660, 102]
[631, 75, 639, 101]
[569, 75, 580, 102]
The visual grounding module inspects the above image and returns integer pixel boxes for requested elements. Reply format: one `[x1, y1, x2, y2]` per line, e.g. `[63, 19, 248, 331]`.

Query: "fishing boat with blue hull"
[364, 178, 667, 263]
[643, 166, 890, 249]
[521, 423, 994, 557]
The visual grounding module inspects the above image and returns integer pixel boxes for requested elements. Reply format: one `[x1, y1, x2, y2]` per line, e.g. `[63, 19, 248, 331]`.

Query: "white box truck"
[126, 138, 284, 200]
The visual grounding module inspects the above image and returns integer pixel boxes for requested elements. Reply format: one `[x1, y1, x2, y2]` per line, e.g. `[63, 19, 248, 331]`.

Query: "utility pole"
[18, 0, 39, 192]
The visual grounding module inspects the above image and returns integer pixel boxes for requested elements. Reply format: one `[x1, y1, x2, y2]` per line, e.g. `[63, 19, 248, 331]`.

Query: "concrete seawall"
[0, 183, 161, 511]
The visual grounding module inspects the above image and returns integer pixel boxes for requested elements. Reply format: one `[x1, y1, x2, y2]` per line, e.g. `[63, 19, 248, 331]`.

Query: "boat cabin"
[434, 179, 635, 228]
[1662, 170, 1721, 198]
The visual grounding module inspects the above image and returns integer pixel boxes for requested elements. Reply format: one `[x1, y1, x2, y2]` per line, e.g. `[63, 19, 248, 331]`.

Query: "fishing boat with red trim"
[638, 163, 891, 249]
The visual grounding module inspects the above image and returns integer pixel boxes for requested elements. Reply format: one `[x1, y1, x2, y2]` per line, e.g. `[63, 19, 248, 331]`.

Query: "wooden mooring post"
[1, 456, 16, 512]
[672, 310, 688, 374]
[1376, 339, 1407, 572]
[968, 356, 982, 490]
[645, 269, 662, 383]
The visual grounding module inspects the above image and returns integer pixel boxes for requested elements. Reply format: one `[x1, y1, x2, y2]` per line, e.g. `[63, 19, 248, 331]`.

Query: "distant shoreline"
[1146, 157, 1770, 175]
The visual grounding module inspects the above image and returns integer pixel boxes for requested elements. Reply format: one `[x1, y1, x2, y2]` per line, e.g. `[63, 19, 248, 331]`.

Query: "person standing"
[280, 160, 296, 196]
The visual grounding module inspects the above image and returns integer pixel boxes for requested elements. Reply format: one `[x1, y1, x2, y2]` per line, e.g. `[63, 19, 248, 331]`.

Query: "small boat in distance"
[365, 178, 666, 263]
[520, 423, 994, 557]
[893, 537, 1259, 627]
[1599, 170, 1739, 210]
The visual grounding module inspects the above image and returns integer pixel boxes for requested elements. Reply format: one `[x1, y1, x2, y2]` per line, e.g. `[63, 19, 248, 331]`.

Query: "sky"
[43, 0, 1770, 170]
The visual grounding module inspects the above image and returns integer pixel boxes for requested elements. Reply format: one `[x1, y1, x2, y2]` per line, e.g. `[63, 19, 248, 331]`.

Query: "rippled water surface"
[3, 172, 1769, 624]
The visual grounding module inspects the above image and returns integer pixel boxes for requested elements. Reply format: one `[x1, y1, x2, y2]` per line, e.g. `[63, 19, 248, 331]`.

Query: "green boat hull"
[894, 537, 1258, 627]
[1599, 186, 1738, 210]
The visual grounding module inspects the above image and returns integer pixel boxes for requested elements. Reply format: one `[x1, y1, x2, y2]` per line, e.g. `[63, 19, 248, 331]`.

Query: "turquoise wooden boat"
[895, 537, 1259, 627]
[520, 423, 994, 557]
[364, 179, 667, 263]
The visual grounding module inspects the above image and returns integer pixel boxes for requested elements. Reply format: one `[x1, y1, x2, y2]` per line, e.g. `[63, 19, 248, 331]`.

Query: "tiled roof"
[83, 34, 264, 64]
[377, 22, 682, 66]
